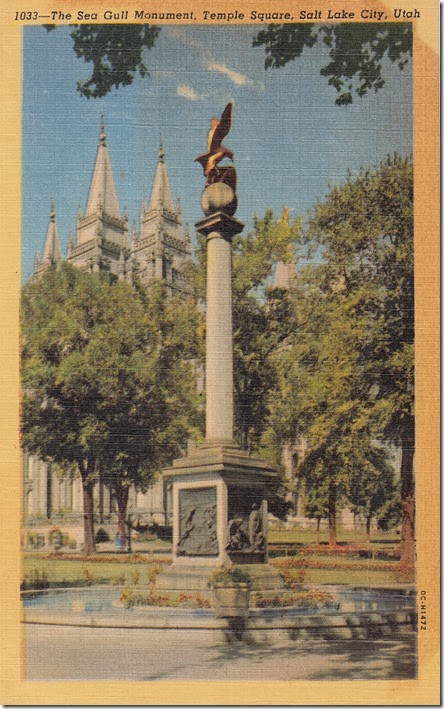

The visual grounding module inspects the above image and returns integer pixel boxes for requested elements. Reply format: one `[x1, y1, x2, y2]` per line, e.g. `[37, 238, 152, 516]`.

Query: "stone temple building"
[25, 118, 192, 528]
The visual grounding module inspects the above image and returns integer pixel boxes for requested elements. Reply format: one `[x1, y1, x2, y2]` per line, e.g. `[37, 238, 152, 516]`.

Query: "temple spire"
[274, 208, 296, 289]
[148, 138, 175, 213]
[41, 200, 62, 264]
[158, 137, 165, 163]
[85, 115, 121, 219]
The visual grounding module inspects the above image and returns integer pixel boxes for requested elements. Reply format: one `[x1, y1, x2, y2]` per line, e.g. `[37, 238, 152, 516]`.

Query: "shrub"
[130, 571, 141, 586]
[147, 564, 163, 587]
[95, 528, 110, 544]
[21, 569, 50, 591]
[208, 565, 251, 587]
[82, 569, 95, 586]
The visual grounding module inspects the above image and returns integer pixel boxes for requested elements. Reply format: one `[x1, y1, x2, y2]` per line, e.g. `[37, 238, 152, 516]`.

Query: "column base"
[156, 563, 284, 594]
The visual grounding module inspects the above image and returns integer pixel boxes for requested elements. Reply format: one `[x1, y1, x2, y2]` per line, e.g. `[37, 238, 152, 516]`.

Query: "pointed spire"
[158, 136, 165, 162]
[67, 233, 75, 257]
[85, 115, 121, 219]
[42, 200, 62, 264]
[99, 113, 107, 146]
[148, 138, 175, 213]
[273, 260, 296, 290]
[184, 223, 191, 242]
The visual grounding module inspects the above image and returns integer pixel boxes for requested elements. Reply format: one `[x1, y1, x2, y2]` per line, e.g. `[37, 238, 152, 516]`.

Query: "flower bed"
[38, 552, 172, 565]
[252, 590, 334, 609]
[119, 589, 211, 610]
[271, 557, 399, 573]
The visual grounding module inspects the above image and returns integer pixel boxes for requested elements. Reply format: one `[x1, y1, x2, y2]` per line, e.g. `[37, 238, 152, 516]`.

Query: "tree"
[253, 23, 412, 105]
[275, 154, 413, 557]
[308, 154, 414, 561]
[45, 24, 160, 98]
[347, 445, 396, 539]
[21, 264, 202, 553]
[304, 476, 329, 545]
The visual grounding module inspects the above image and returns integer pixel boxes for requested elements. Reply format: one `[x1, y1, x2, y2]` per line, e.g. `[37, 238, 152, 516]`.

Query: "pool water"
[22, 587, 415, 616]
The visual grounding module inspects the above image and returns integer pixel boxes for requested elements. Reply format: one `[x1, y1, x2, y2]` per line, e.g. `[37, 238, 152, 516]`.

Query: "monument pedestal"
[156, 169, 284, 595]
[156, 442, 284, 592]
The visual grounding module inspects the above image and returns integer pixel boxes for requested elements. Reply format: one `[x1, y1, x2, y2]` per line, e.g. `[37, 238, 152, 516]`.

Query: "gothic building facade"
[25, 118, 192, 527]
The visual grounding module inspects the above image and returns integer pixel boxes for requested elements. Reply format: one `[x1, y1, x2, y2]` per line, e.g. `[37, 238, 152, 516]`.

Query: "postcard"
[0, 0, 439, 704]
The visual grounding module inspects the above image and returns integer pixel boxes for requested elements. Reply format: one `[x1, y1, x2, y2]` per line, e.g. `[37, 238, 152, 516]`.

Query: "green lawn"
[23, 554, 168, 588]
[302, 568, 400, 585]
[23, 551, 408, 588]
[268, 527, 400, 545]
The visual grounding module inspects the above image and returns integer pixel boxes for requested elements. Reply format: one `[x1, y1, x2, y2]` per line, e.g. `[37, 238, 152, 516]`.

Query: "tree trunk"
[316, 518, 321, 545]
[400, 417, 415, 564]
[117, 485, 129, 539]
[82, 480, 95, 555]
[328, 476, 337, 547]
[366, 515, 372, 540]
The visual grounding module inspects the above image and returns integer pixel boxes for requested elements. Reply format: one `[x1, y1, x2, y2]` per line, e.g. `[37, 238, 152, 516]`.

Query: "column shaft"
[206, 232, 233, 441]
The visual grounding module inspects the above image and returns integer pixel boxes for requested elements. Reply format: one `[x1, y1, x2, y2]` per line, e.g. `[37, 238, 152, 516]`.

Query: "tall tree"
[274, 154, 414, 557]
[21, 264, 202, 552]
[253, 23, 412, 105]
[304, 475, 329, 545]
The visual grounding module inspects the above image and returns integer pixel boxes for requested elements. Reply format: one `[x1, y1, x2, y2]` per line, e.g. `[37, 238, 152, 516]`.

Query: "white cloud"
[208, 61, 254, 87]
[177, 84, 205, 101]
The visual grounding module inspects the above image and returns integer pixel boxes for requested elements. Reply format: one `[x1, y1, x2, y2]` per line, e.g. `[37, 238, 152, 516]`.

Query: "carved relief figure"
[248, 503, 265, 551]
[202, 503, 218, 553]
[177, 506, 196, 554]
[226, 502, 265, 553]
[226, 517, 249, 552]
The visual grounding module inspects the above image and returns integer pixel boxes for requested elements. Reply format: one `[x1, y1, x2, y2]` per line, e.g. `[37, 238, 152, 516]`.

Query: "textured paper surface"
[0, 0, 439, 703]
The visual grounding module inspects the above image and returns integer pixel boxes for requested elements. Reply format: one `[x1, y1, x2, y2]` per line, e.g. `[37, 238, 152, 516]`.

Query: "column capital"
[195, 211, 244, 239]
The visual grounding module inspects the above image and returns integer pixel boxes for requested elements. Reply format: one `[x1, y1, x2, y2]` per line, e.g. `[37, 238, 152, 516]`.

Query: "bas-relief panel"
[177, 486, 219, 556]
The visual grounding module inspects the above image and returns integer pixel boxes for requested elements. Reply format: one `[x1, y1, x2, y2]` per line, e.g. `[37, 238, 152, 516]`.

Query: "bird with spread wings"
[195, 101, 235, 186]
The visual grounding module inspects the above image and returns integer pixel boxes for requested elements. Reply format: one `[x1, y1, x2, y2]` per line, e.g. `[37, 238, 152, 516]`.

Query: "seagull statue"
[195, 101, 235, 185]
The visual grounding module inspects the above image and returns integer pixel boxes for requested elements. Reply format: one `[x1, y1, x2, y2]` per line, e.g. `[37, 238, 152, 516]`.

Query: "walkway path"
[25, 624, 416, 681]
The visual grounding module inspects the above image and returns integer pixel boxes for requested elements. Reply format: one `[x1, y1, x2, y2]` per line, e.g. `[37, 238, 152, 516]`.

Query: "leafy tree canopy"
[266, 154, 413, 551]
[21, 263, 202, 550]
[45, 24, 160, 98]
[253, 23, 412, 105]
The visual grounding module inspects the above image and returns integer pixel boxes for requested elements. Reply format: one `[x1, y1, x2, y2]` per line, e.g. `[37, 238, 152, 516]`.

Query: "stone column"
[196, 185, 244, 444]
[206, 230, 233, 442]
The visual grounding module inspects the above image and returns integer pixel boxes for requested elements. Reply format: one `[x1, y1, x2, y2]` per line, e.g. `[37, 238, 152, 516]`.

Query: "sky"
[22, 24, 413, 280]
